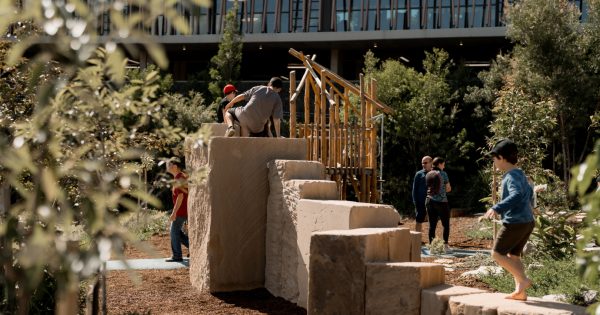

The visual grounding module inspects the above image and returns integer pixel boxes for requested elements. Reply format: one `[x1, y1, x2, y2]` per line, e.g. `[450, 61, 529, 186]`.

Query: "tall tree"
[364, 49, 468, 211]
[208, 0, 243, 101]
[503, 0, 599, 181]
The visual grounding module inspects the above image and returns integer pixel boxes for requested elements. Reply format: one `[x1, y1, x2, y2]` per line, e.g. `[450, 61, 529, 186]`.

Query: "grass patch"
[465, 220, 494, 240]
[480, 256, 599, 306]
[120, 209, 170, 240]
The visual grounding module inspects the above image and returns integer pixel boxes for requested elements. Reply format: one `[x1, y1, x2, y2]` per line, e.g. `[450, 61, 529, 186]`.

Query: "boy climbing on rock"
[482, 139, 535, 301]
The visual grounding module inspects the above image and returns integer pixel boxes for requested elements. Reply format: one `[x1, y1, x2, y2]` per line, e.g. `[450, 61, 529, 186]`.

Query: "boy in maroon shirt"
[166, 159, 189, 262]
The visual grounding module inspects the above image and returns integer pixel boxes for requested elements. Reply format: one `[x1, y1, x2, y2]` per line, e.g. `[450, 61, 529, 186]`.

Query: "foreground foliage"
[0, 0, 208, 313]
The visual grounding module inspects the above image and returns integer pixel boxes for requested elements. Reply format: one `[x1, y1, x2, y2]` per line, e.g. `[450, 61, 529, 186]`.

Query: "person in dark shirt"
[217, 84, 239, 123]
[412, 156, 432, 233]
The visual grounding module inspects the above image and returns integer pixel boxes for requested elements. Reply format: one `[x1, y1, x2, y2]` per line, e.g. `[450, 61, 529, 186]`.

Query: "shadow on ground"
[213, 288, 307, 315]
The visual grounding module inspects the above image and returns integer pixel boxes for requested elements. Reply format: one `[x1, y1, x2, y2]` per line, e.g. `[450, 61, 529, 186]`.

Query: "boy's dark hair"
[169, 158, 184, 169]
[269, 77, 283, 89]
[490, 139, 518, 164]
[432, 157, 445, 167]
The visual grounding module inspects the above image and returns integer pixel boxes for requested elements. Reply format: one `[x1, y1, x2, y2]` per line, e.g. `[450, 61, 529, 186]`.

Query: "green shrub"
[481, 256, 598, 306]
[121, 210, 170, 240]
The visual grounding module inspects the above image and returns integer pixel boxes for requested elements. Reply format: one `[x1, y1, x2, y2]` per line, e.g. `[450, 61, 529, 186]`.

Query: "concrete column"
[330, 48, 339, 74]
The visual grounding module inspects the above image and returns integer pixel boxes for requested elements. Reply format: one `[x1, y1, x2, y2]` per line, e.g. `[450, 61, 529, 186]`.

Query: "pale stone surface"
[410, 231, 422, 262]
[201, 122, 240, 138]
[388, 227, 411, 262]
[308, 228, 405, 315]
[290, 180, 339, 200]
[421, 284, 487, 315]
[297, 201, 401, 308]
[448, 293, 586, 315]
[265, 160, 336, 303]
[365, 262, 445, 315]
[185, 136, 306, 292]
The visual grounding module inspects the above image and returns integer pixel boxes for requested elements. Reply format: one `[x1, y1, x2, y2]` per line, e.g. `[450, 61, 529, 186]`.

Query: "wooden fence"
[288, 48, 393, 202]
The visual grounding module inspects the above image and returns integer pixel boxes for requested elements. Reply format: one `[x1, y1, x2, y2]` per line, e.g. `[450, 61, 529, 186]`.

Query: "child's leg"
[491, 251, 531, 300]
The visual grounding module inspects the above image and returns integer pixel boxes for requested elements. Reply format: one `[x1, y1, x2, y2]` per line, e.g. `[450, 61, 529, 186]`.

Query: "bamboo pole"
[320, 71, 328, 166]
[304, 75, 312, 160]
[359, 74, 367, 201]
[289, 48, 394, 114]
[370, 78, 379, 202]
[289, 70, 297, 138]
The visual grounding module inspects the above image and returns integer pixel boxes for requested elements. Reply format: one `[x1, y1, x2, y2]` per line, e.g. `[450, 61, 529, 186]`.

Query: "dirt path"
[107, 216, 493, 314]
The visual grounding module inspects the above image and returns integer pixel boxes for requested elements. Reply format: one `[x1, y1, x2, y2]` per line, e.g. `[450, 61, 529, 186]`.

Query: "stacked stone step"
[265, 159, 412, 308]
[309, 228, 445, 315]
[185, 136, 307, 292]
[265, 160, 338, 303]
[422, 284, 586, 315]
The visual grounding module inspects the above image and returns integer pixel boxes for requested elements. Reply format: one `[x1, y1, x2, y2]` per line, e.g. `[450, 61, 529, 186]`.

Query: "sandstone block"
[289, 179, 339, 200]
[201, 122, 240, 138]
[388, 227, 411, 262]
[297, 201, 401, 308]
[308, 228, 401, 315]
[410, 231, 422, 262]
[448, 293, 586, 315]
[421, 284, 487, 315]
[265, 161, 335, 303]
[365, 262, 445, 315]
[185, 136, 306, 292]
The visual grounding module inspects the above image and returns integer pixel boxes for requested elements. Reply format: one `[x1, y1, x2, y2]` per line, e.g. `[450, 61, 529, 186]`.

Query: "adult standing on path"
[425, 157, 452, 251]
[166, 159, 189, 262]
[482, 139, 535, 301]
[217, 84, 238, 123]
[223, 77, 283, 137]
[412, 156, 432, 233]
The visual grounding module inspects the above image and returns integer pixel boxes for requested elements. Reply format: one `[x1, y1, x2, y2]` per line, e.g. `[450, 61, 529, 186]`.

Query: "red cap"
[223, 84, 237, 95]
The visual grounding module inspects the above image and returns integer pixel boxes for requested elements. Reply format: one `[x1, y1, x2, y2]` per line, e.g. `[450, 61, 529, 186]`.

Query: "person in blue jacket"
[412, 156, 432, 233]
[482, 139, 535, 301]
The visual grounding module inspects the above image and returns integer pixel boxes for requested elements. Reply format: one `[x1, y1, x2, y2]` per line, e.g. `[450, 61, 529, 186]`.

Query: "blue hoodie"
[492, 168, 534, 224]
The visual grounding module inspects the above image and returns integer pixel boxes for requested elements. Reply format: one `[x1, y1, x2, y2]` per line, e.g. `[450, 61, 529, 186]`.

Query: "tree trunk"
[559, 113, 571, 182]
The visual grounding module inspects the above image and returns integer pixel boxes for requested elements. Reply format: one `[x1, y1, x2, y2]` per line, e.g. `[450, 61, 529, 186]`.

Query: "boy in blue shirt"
[483, 139, 535, 301]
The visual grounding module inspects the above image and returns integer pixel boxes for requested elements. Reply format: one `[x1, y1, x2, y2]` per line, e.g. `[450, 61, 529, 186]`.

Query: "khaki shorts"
[493, 221, 535, 256]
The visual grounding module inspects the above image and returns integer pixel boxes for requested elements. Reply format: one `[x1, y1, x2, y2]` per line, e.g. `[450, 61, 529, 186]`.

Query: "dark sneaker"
[166, 257, 183, 262]
[225, 126, 235, 137]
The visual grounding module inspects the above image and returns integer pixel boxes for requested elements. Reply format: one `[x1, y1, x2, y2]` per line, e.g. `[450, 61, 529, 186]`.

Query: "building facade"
[116, 0, 589, 80]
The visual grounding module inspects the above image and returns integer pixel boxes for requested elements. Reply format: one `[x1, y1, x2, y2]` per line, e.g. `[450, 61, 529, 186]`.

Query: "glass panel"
[350, 11, 361, 31]
[397, 0, 406, 29]
[281, 12, 289, 32]
[410, 0, 420, 29]
[367, 10, 376, 30]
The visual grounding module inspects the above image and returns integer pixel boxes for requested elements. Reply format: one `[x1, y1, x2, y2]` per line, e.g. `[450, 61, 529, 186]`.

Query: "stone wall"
[185, 135, 306, 292]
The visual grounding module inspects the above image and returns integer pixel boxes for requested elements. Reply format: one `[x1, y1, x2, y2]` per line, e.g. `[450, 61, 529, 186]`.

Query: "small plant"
[121, 210, 170, 241]
[428, 237, 446, 255]
[465, 220, 494, 240]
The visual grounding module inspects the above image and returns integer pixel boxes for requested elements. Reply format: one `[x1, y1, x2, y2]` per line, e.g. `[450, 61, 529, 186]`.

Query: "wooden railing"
[288, 48, 393, 203]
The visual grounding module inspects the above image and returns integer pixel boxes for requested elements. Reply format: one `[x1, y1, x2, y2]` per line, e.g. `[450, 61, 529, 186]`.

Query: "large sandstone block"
[297, 201, 404, 308]
[421, 284, 487, 315]
[265, 160, 336, 303]
[410, 231, 422, 262]
[365, 262, 445, 315]
[308, 228, 405, 315]
[289, 180, 339, 200]
[201, 122, 239, 138]
[448, 293, 586, 315]
[185, 136, 306, 292]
